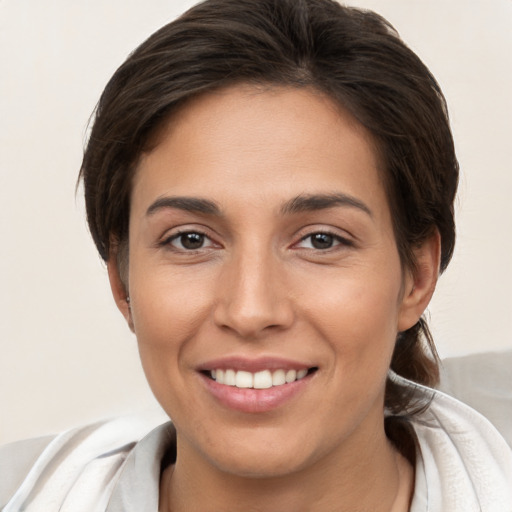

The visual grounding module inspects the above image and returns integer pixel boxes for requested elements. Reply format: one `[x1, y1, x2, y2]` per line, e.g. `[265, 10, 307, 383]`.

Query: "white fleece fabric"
[1, 378, 511, 512]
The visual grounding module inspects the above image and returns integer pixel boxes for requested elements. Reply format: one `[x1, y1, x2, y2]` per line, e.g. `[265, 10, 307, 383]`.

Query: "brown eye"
[180, 233, 205, 249]
[167, 231, 213, 250]
[310, 233, 335, 249]
[296, 231, 352, 251]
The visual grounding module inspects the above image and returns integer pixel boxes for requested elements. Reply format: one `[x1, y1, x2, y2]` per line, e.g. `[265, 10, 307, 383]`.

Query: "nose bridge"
[214, 239, 292, 337]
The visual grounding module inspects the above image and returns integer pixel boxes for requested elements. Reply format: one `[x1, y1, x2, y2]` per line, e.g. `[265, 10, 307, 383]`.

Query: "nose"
[213, 246, 294, 339]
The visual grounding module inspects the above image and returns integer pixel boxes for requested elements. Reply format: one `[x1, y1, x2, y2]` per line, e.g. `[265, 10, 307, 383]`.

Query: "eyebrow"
[145, 192, 372, 218]
[146, 196, 222, 217]
[280, 193, 372, 217]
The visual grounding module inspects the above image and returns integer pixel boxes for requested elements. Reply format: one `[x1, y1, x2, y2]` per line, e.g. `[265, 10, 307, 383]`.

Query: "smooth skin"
[108, 85, 439, 511]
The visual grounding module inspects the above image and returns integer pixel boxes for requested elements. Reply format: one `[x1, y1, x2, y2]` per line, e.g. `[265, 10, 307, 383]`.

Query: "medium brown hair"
[80, 0, 458, 423]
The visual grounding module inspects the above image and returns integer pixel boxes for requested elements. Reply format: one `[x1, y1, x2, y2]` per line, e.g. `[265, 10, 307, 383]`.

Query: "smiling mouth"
[204, 368, 318, 389]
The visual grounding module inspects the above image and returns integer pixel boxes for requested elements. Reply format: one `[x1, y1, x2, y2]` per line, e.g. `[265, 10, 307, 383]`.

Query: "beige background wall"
[1, 0, 511, 445]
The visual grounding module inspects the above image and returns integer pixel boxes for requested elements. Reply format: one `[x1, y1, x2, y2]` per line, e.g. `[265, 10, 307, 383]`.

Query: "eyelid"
[159, 225, 221, 251]
[292, 227, 355, 250]
[170, 231, 214, 249]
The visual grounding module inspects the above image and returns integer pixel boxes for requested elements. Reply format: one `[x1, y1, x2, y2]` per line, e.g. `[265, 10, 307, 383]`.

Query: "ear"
[107, 256, 135, 332]
[397, 231, 441, 332]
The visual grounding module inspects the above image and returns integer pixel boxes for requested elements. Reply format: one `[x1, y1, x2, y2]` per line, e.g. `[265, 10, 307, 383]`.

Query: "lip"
[197, 355, 314, 373]
[197, 356, 317, 413]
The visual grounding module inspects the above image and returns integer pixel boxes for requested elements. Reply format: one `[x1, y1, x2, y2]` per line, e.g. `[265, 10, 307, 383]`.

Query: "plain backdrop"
[1, 0, 511, 445]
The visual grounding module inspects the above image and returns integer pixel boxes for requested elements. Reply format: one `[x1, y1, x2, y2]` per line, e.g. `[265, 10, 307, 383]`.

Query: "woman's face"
[117, 85, 424, 477]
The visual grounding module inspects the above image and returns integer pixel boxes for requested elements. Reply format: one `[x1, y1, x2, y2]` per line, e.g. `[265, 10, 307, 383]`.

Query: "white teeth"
[225, 369, 236, 386]
[210, 368, 310, 388]
[235, 370, 253, 388]
[297, 369, 308, 380]
[285, 369, 297, 383]
[272, 369, 286, 386]
[253, 370, 272, 389]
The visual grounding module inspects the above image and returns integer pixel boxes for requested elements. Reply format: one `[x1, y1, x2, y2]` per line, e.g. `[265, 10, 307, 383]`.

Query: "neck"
[160, 426, 413, 512]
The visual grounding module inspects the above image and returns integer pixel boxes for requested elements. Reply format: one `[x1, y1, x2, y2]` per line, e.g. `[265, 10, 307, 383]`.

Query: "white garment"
[1, 379, 511, 511]
[439, 350, 512, 447]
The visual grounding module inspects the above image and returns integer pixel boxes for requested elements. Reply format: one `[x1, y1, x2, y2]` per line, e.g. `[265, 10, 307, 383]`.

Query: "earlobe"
[107, 257, 135, 332]
[397, 231, 441, 332]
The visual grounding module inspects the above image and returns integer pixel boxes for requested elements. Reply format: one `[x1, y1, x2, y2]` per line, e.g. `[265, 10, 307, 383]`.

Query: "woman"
[1, 0, 511, 510]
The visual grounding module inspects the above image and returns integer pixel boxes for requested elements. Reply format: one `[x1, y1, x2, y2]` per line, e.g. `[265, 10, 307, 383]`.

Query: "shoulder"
[395, 376, 512, 511]
[0, 414, 166, 512]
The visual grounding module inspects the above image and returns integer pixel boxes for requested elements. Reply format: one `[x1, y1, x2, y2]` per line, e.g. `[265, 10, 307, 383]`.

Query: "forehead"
[131, 84, 387, 219]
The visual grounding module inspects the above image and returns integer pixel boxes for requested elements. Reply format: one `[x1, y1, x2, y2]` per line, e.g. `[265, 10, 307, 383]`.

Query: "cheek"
[130, 261, 213, 340]
[306, 262, 402, 326]
[299, 263, 403, 371]
[312, 281, 402, 428]
[127, 263, 213, 394]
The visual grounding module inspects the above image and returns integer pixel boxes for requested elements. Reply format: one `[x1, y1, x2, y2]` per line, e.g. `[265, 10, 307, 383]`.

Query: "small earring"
[126, 296, 131, 305]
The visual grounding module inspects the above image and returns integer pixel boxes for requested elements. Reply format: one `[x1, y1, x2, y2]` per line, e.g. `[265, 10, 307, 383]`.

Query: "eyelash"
[161, 229, 215, 252]
[295, 230, 353, 251]
[160, 228, 353, 253]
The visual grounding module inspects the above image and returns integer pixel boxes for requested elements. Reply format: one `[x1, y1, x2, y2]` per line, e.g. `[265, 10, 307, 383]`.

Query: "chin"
[196, 426, 321, 479]
[213, 450, 310, 479]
